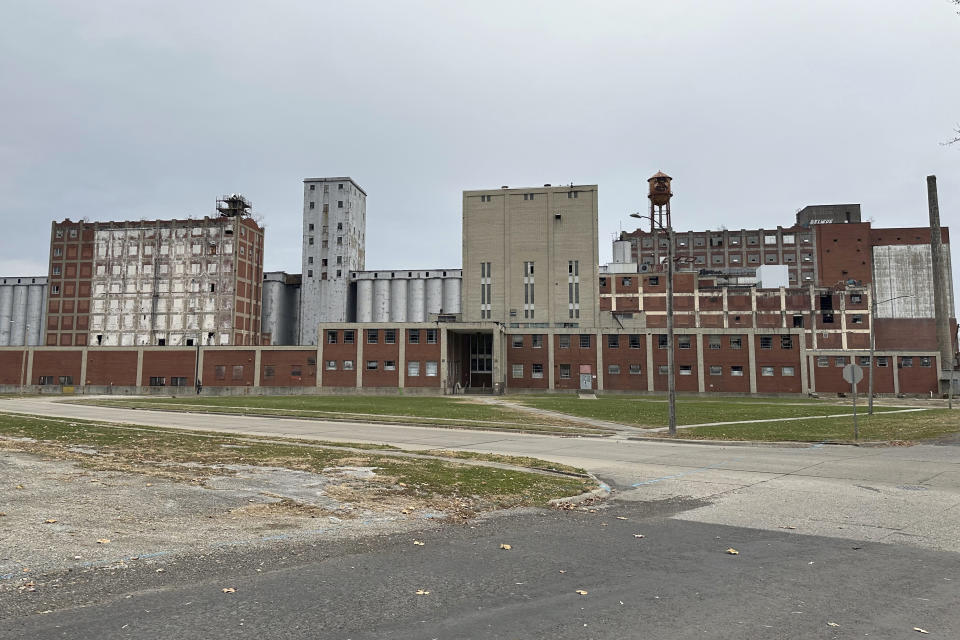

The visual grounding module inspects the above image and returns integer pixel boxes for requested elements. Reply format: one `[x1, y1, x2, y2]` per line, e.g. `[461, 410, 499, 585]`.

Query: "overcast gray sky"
[1, 0, 958, 304]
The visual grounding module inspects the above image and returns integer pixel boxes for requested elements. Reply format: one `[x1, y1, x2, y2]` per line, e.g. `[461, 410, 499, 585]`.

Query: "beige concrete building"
[461, 184, 600, 328]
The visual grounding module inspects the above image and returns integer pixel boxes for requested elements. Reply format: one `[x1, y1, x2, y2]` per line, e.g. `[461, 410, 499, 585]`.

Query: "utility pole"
[666, 225, 677, 435]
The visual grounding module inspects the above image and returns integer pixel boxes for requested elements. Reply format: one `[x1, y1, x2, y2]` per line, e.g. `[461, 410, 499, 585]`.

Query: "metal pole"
[195, 336, 201, 394]
[868, 281, 876, 415]
[852, 377, 859, 441]
[667, 226, 677, 435]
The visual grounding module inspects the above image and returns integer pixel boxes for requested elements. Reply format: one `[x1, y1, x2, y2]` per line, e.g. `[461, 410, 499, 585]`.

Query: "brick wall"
[85, 351, 138, 386]
[261, 350, 317, 387]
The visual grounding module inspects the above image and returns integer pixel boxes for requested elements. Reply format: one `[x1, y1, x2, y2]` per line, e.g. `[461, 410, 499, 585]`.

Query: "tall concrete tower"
[299, 177, 366, 345]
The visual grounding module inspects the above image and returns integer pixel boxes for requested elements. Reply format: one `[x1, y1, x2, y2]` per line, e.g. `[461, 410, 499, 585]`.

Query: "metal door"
[579, 373, 592, 390]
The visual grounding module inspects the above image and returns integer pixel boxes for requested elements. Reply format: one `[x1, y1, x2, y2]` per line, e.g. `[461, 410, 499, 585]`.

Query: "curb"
[549, 476, 611, 506]
[624, 435, 902, 448]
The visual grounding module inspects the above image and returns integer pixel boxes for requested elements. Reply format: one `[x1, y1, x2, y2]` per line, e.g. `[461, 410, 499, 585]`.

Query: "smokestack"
[927, 175, 954, 383]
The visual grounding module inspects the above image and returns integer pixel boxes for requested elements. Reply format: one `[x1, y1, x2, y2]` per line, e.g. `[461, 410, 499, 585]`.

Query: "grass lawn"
[511, 395, 902, 428]
[70, 395, 604, 434]
[676, 408, 960, 442]
[0, 412, 594, 509]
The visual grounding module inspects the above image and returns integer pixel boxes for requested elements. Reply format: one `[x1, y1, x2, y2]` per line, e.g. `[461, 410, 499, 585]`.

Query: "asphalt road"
[3, 501, 957, 639]
[2, 397, 959, 638]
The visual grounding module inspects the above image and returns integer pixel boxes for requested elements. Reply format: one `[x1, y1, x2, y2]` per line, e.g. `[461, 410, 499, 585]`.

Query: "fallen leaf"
[779, 525, 797, 530]
[415, 589, 430, 595]
[575, 590, 589, 595]
[633, 534, 645, 539]
[96, 539, 111, 544]
[155, 568, 165, 573]
[616, 516, 628, 520]
[44, 519, 57, 524]
[221, 587, 236, 593]
[827, 622, 840, 627]
[413, 540, 425, 546]
[401, 509, 410, 514]
[726, 548, 739, 555]
[146, 483, 153, 487]
[559, 570, 566, 574]
[913, 628, 929, 634]
[15, 485, 24, 490]
[499, 544, 512, 550]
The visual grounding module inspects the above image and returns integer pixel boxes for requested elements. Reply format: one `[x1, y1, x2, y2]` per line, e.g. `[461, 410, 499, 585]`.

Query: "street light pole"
[666, 226, 677, 435]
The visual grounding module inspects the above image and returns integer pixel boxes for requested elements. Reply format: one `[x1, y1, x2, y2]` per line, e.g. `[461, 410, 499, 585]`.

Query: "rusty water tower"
[648, 171, 673, 231]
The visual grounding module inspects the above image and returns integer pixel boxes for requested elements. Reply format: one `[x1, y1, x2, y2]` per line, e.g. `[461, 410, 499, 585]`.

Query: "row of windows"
[323, 359, 438, 376]
[509, 364, 798, 378]
[327, 329, 438, 345]
[638, 232, 812, 249]
[816, 356, 931, 368]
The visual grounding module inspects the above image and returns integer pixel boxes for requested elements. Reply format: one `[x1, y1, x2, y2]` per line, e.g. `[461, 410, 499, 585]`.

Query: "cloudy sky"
[1, 0, 958, 302]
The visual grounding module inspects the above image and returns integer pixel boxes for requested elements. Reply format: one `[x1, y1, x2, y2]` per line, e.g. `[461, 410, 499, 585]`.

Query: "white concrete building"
[299, 177, 366, 344]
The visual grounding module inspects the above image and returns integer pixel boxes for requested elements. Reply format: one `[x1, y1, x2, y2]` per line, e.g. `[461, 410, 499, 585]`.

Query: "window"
[338, 200, 343, 208]
[367, 329, 378, 344]
[343, 360, 354, 370]
[658, 334, 668, 349]
[760, 336, 773, 350]
[761, 366, 774, 376]
[607, 364, 620, 375]
[729, 336, 742, 350]
[523, 193, 535, 201]
[385, 329, 396, 344]
[629, 364, 642, 375]
[731, 366, 744, 377]
[531, 363, 544, 378]
[851, 315, 863, 324]
[607, 335, 619, 349]
[512, 335, 523, 348]
[425, 361, 438, 376]
[344, 330, 355, 344]
[38, 375, 57, 385]
[877, 357, 888, 367]
[658, 365, 668, 375]
[817, 356, 829, 368]
[679, 365, 692, 376]
[327, 330, 338, 344]
[782, 367, 795, 376]
[426, 329, 438, 344]
[512, 364, 523, 378]
[309, 202, 315, 209]
[326, 360, 337, 370]
[649, 276, 659, 286]
[309, 184, 315, 191]
[385, 360, 397, 371]
[307, 270, 313, 278]
[567, 191, 578, 198]
[579, 334, 591, 348]
[558, 335, 570, 349]
[232, 365, 244, 380]
[793, 315, 804, 328]
[55, 228, 63, 238]
[678, 336, 691, 350]
[710, 365, 722, 376]
[407, 361, 420, 376]
[920, 356, 932, 367]
[559, 364, 571, 379]
[781, 336, 793, 349]
[835, 357, 847, 367]
[337, 222, 343, 231]
[149, 377, 165, 386]
[850, 294, 862, 304]
[264, 366, 276, 378]
[900, 356, 913, 368]
[629, 334, 641, 349]
[366, 360, 378, 370]
[215, 365, 226, 380]
[53, 247, 62, 257]
[480, 195, 491, 202]
[408, 329, 420, 344]
[52, 266, 61, 276]
[859, 356, 871, 366]
[709, 336, 721, 350]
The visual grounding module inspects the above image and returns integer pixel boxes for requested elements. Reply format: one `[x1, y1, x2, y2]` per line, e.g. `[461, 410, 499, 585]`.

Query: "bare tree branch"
[944, 127, 960, 146]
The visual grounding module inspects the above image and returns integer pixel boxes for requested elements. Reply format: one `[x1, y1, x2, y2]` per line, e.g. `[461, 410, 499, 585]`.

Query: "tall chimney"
[927, 175, 954, 384]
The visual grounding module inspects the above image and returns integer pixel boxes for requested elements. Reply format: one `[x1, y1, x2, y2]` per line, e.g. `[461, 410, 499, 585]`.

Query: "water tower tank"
[648, 171, 672, 206]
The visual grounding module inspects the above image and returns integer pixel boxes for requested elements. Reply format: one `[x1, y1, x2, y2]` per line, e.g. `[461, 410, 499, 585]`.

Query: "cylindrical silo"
[373, 278, 391, 322]
[26, 284, 44, 346]
[10, 286, 28, 346]
[407, 278, 425, 322]
[390, 278, 408, 322]
[0, 285, 13, 345]
[356, 279, 374, 323]
[613, 240, 633, 264]
[442, 277, 460, 315]
[261, 279, 282, 343]
[425, 278, 443, 316]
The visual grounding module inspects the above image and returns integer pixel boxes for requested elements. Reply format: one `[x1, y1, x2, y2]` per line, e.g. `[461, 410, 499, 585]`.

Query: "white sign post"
[842, 363, 865, 441]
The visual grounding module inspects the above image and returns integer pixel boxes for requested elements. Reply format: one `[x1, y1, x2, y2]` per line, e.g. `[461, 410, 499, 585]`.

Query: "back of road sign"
[842, 363, 864, 385]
